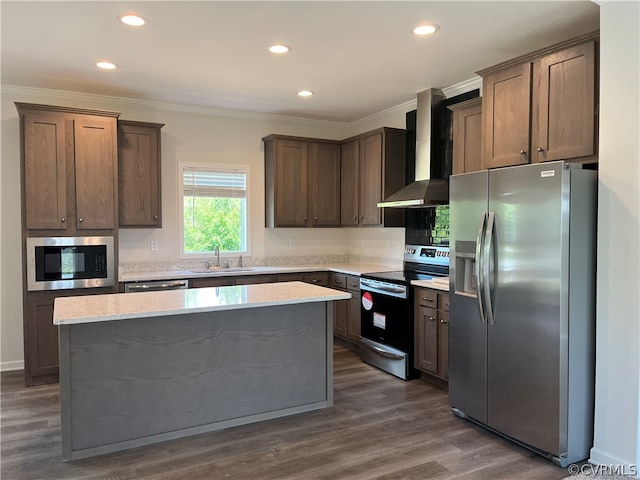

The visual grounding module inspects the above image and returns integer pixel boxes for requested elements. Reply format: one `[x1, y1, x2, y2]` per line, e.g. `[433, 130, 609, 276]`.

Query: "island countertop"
[54, 281, 351, 325]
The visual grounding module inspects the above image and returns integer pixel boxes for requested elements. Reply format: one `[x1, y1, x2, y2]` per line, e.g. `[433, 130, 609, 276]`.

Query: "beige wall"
[0, 87, 408, 369]
[590, 0, 640, 471]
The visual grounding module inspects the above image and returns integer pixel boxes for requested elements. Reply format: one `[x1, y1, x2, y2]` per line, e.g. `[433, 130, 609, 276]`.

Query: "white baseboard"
[1, 360, 25, 372]
[590, 447, 638, 476]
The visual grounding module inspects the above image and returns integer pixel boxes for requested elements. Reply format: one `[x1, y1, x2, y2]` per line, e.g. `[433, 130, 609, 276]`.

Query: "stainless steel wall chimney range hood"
[377, 88, 449, 208]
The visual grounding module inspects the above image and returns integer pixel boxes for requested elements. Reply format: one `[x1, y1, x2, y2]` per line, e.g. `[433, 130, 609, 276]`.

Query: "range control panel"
[404, 244, 450, 267]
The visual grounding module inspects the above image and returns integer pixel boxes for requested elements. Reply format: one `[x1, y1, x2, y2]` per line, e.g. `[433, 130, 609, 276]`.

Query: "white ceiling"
[1, 1, 600, 123]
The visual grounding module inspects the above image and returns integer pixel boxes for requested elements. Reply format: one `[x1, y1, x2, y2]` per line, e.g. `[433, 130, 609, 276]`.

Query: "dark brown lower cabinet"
[235, 275, 278, 285]
[414, 287, 449, 381]
[332, 273, 361, 345]
[24, 293, 58, 386]
[24, 288, 116, 386]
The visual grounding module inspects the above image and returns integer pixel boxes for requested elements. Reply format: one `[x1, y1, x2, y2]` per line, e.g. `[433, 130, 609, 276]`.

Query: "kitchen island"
[53, 282, 350, 461]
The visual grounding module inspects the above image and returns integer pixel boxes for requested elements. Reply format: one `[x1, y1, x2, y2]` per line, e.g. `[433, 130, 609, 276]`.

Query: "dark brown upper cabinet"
[118, 120, 164, 228]
[16, 103, 119, 234]
[263, 135, 341, 228]
[478, 32, 598, 170]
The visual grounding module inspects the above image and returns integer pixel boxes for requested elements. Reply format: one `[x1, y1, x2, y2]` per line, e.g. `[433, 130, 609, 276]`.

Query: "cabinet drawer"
[345, 274, 360, 290]
[416, 289, 437, 307]
[439, 293, 450, 312]
[304, 272, 329, 287]
[331, 272, 347, 289]
[278, 273, 305, 282]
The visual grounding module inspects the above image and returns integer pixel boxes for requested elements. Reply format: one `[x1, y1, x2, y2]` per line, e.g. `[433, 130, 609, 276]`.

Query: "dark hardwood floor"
[1, 344, 569, 479]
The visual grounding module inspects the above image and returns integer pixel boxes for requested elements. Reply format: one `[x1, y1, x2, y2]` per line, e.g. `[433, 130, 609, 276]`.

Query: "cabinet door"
[23, 111, 68, 230]
[482, 63, 532, 169]
[346, 288, 361, 343]
[274, 140, 308, 226]
[333, 299, 348, 339]
[340, 140, 359, 226]
[309, 142, 341, 226]
[415, 305, 438, 374]
[118, 122, 162, 227]
[358, 134, 383, 225]
[532, 41, 596, 163]
[438, 310, 449, 380]
[25, 294, 59, 384]
[74, 115, 116, 229]
[452, 99, 483, 174]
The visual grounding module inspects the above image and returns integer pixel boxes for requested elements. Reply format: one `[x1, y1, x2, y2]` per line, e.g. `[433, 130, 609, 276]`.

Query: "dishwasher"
[124, 279, 190, 293]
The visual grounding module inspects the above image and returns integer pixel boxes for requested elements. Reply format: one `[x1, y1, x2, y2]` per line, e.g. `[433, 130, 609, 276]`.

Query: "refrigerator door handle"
[475, 213, 487, 323]
[483, 212, 496, 326]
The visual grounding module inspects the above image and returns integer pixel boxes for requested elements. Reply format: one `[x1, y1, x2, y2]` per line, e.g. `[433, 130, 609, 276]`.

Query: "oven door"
[360, 283, 410, 352]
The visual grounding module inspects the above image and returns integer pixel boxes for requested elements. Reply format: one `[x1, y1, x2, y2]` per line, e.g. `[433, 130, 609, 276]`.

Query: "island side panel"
[60, 301, 331, 460]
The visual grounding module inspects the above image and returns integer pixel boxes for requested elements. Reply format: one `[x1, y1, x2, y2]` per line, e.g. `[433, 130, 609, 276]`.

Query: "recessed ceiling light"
[297, 90, 314, 97]
[119, 14, 148, 27]
[269, 44, 292, 54]
[96, 61, 117, 70]
[413, 24, 439, 36]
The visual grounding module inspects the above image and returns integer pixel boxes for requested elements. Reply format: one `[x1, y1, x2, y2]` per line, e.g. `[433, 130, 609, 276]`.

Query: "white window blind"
[183, 167, 247, 198]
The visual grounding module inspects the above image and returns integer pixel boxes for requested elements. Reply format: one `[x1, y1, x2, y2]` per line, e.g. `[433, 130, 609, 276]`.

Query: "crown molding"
[442, 76, 483, 98]
[1, 84, 347, 128]
[348, 98, 416, 129]
[3, 77, 484, 130]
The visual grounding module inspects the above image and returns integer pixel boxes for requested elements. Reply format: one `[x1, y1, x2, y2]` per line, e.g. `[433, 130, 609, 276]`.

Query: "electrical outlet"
[150, 240, 159, 251]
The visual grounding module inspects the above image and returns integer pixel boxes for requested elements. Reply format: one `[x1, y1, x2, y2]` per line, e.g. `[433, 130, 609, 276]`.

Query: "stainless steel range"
[359, 244, 449, 380]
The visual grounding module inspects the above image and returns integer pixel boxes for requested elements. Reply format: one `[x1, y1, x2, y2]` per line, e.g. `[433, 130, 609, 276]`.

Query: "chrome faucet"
[214, 245, 220, 267]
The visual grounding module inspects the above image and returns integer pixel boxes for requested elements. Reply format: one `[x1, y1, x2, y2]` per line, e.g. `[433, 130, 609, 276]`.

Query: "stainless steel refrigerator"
[449, 161, 596, 467]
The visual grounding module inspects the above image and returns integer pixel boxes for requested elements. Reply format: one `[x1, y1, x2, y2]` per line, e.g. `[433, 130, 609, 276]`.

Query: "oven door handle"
[360, 279, 406, 295]
[361, 338, 405, 360]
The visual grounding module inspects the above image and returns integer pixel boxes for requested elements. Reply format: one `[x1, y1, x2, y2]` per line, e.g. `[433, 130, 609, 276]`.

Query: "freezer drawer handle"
[361, 339, 405, 360]
[475, 213, 487, 323]
[483, 212, 496, 326]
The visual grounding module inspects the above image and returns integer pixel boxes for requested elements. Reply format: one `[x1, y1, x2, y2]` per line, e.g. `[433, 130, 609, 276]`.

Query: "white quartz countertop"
[54, 281, 351, 325]
[119, 263, 396, 283]
[411, 278, 450, 292]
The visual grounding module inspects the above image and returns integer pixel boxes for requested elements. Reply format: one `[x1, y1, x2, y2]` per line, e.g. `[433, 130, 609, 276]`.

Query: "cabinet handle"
[440, 319, 449, 324]
[520, 150, 527, 155]
[537, 147, 544, 152]
[314, 216, 318, 221]
[429, 316, 436, 322]
[422, 297, 435, 302]
[78, 218, 83, 223]
[359, 216, 364, 220]
[311, 279, 318, 283]
[304, 216, 308, 222]
[61, 218, 66, 222]
[153, 215, 159, 220]
[353, 216, 357, 220]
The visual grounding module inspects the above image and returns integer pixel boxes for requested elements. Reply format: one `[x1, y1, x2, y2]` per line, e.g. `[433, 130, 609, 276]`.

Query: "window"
[179, 163, 249, 257]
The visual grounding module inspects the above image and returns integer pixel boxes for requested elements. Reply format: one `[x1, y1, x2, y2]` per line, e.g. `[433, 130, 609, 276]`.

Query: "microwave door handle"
[475, 212, 487, 324]
[483, 212, 496, 326]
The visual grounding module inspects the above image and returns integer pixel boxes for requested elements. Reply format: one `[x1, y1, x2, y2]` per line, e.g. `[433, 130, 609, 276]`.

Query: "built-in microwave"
[26, 236, 115, 291]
